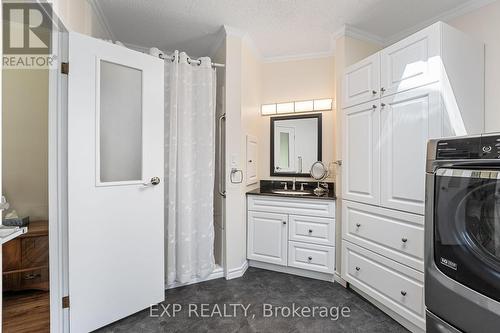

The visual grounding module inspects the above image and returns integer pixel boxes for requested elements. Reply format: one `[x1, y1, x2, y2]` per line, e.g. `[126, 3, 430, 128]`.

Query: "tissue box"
[3, 216, 29, 227]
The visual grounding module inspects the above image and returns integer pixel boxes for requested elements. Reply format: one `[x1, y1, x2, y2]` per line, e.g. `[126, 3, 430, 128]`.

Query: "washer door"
[434, 168, 500, 302]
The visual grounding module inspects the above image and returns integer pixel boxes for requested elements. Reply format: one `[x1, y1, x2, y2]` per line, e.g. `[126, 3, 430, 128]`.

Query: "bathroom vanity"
[246, 181, 336, 281]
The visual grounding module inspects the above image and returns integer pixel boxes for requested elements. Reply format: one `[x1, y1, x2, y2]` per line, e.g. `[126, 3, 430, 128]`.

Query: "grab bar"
[218, 113, 226, 197]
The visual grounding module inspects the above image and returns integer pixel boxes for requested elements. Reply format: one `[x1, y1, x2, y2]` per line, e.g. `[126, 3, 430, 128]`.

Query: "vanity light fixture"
[313, 98, 333, 111]
[261, 98, 333, 116]
[294, 100, 314, 112]
[261, 104, 277, 115]
[276, 102, 294, 114]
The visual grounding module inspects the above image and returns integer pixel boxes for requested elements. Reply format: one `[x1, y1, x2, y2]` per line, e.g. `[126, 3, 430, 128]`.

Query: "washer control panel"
[436, 135, 500, 160]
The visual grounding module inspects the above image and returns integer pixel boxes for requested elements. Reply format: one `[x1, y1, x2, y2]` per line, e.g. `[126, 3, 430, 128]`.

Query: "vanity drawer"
[289, 215, 335, 246]
[248, 195, 335, 218]
[342, 241, 425, 328]
[288, 241, 334, 274]
[342, 200, 424, 271]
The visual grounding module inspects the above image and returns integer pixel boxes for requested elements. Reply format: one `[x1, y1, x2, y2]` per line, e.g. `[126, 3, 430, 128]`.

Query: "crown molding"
[262, 50, 335, 64]
[241, 34, 263, 61]
[208, 26, 227, 58]
[386, 0, 497, 44]
[87, 0, 116, 40]
[333, 24, 386, 46]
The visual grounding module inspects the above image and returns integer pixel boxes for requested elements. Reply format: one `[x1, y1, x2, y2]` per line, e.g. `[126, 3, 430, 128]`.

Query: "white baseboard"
[248, 260, 335, 282]
[225, 260, 249, 280]
[166, 265, 225, 289]
[334, 272, 348, 288]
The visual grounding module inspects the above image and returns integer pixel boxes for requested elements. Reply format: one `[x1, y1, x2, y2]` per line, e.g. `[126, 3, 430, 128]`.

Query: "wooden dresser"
[2, 220, 49, 291]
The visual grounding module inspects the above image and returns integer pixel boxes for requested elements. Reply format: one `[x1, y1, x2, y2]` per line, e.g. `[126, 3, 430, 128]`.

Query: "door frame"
[48, 27, 69, 332]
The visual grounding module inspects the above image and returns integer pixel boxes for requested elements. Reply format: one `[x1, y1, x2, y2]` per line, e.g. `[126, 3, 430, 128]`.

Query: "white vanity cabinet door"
[342, 101, 380, 205]
[380, 24, 440, 97]
[380, 86, 442, 215]
[342, 52, 380, 108]
[247, 211, 288, 266]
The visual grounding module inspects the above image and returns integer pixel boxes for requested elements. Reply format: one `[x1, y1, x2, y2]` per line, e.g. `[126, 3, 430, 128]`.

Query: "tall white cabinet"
[341, 22, 484, 332]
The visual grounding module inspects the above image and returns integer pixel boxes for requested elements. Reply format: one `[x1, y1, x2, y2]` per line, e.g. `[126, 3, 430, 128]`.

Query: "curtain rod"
[159, 53, 225, 68]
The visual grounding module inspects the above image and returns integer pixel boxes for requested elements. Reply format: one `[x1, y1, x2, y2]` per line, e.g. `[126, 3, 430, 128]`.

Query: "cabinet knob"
[372, 104, 377, 109]
[402, 237, 408, 243]
[372, 90, 377, 95]
[381, 103, 386, 107]
[308, 256, 313, 261]
[355, 266, 360, 271]
[308, 229, 313, 234]
[401, 290, 407, 296]
[282, 221, 286, 225]
[381, 87, 386, 93]
[356, 223, 361, 228]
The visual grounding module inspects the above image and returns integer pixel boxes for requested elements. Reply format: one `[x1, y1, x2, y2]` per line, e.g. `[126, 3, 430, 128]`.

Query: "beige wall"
[1, 1, 109, 222]
[447, 0, 500, 133]
[2, 70, 49, 220]
[223, 34, 246, 272]
[259, 56, 336, 180]
[52, 0, 110, 38]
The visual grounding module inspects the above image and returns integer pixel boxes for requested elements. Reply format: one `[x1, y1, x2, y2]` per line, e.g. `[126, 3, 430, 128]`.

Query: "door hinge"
[61, 62, 69, 75]
[62, 296, 70, 308]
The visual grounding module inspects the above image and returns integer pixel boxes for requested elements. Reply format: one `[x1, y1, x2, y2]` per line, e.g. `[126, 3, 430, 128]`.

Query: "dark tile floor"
[97, 267, 408, 333]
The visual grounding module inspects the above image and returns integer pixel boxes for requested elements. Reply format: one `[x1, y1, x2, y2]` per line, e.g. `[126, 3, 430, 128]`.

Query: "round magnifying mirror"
[310, 161, 328, 181]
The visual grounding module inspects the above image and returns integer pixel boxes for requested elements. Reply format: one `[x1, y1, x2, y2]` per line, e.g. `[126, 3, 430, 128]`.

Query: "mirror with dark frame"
[270, 114, 322, 177]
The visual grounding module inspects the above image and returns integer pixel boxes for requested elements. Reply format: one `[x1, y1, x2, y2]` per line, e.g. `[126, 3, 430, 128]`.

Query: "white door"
[274, 126, 296, 173]
[342, 101, 380, 205]
[246, 135, 258, 185]
[380, 24, 440, 97]
[380, 85, 442, 215]
[247, 211, 288, 265]
[67, 32, 164, 332]
[342, 52, 380, 108]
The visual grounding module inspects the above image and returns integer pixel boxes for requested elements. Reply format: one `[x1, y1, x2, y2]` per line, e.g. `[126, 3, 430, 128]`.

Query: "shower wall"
[213, 41, 226, 267]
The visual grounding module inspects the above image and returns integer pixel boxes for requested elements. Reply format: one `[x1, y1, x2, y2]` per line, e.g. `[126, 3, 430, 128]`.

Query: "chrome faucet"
[280, 181, 288, 190]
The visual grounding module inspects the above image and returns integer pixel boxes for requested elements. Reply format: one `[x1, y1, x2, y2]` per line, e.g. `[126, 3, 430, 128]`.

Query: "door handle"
[143, 177, 161, 186]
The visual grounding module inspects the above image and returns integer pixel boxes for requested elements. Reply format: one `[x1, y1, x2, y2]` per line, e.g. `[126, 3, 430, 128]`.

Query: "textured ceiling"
[96, 0, 476, 59]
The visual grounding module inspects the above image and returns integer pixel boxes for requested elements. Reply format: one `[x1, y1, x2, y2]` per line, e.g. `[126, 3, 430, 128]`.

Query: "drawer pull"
[282, 221, 287, 225]
[308, 229, 313, 234]
[355, 223, 361, 228]
[401, 237, 408, 243]
[401, 290, 407, 296]
[355, 266, 360, 271]
[308, 256, 313, 261]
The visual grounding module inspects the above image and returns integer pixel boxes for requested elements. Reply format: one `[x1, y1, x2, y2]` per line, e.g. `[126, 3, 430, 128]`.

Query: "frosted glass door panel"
[99, 60, 143, 183]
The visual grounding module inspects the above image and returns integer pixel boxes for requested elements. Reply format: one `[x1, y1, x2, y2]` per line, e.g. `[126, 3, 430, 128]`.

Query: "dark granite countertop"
[246, 180, 336, 200]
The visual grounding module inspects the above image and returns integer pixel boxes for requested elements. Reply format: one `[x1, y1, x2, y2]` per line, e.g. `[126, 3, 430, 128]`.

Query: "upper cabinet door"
[380, 85, 442, 215]
[342, 53, 380, 108]
[342, 101, 380, 205]
[380, 24, 440, 97]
